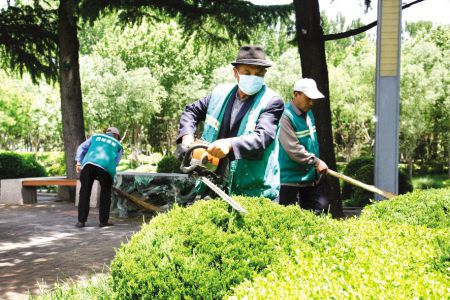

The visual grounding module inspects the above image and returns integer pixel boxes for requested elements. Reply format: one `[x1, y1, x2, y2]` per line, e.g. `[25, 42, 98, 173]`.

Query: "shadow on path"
[0, 193, 142, 299]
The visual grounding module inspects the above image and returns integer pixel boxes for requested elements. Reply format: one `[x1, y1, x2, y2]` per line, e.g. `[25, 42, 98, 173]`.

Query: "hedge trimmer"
[179, 144, 248, 214]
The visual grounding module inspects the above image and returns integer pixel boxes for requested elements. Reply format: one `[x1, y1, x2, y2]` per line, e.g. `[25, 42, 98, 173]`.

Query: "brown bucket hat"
[231, 45, 272, 68]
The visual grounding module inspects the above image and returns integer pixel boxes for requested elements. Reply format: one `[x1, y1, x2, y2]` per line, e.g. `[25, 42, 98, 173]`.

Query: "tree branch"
[324, 0, 425, 41]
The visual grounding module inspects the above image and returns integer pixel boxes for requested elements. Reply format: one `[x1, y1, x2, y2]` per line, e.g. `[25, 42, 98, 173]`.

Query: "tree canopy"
[0, 4, 58, 83]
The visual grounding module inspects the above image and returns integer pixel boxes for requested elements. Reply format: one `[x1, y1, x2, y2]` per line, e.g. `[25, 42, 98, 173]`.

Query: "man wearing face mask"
[177, 45, 284, 199]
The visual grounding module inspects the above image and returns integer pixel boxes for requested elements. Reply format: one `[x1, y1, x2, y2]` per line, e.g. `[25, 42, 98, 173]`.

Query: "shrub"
[360, 188, 450, 229]
[110, 197, 336, 299]
[110, 196, 449, 299]
[0, 152, 47, 179]
[34, 191, 450, 299]
[156, 155, 180, 173]
[35, 152, 66, 176]
[342, 156, 413, 206]
[230, 220, 450, 299]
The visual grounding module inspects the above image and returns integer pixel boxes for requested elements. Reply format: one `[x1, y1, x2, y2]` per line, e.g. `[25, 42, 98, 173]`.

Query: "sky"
[249, 0, 450, 25]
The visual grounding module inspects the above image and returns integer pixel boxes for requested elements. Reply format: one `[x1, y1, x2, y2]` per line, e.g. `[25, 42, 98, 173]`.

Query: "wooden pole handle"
[327, 169, 397, 199]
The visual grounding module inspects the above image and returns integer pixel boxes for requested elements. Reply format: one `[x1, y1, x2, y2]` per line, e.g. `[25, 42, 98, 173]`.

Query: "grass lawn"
[412, 174, 450, 190]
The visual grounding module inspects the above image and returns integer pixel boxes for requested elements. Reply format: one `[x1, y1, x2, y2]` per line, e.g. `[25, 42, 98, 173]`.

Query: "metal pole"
[374, 0, 402, 199]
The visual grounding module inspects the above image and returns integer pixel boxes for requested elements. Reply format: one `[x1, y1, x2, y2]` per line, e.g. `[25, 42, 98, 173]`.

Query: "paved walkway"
[0, 194, 142, 299]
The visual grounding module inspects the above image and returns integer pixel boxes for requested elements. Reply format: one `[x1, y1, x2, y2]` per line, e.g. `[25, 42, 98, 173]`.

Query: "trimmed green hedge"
[230, 220, 449, 299]
[33, 188, 450, 299]
[360, 188, 450, 229]
[110, 198, 336, 299]
[110, 194, 450, 299]
[0, 152, 47, 179]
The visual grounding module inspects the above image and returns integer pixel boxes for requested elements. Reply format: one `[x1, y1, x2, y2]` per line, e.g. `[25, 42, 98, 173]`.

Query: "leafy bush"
[156, 155, 180, 173]
[118, 153, 163, 173]
[110, 196, 449, 299]
[33, 190, 450, 299]
[360, 188, 450, 229]
[110, 198, 335, 299]
[342, 156, 413, 206]
[0, 152, 47, 179]
[35, 152, 66, 176]
[230, 220, 450, 299]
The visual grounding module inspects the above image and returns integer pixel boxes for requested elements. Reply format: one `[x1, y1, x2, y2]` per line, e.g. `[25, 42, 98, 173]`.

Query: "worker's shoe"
[99, 222, 114, 228]
[75, 222, 85, 228]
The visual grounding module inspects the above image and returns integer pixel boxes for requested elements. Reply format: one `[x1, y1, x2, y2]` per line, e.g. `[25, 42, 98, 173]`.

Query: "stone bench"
[0, 177, 77, 205]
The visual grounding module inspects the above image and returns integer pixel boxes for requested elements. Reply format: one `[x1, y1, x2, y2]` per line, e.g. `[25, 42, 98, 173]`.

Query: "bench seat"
[0, 177, 78, 205]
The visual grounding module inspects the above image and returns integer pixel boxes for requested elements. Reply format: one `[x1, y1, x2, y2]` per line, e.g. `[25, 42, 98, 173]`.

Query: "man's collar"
[235, 90, 250, 102]
[289, 99, 306, 116]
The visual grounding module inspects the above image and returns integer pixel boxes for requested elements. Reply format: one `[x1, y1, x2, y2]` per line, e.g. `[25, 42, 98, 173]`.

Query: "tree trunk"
[294, 0, 342, 217]
[58, 0, 85, 181]
[447, 138, 450, 179]
[408, 157, 413, 178]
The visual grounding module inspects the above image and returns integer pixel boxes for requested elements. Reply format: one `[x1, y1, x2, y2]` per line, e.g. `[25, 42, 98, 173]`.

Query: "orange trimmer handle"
[180, 144, 208, 173]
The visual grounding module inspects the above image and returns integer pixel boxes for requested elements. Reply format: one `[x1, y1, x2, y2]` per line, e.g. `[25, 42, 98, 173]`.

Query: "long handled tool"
[112, 186, 166, 212]
[327, 169, 397, 199]
[180, 144, 247, 214]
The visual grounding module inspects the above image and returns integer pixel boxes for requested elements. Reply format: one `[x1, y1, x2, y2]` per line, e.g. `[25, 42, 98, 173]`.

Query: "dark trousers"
[279, 180, 329, 214]
[78, 164, 113, 224]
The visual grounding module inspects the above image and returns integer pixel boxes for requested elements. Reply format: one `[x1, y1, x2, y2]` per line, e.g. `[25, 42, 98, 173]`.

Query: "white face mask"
[237, 74, 265, 95]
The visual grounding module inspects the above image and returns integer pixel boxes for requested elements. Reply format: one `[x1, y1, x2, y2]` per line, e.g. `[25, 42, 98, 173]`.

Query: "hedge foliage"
[110, 192, 450, 300]
[230, 220, 449, 299]
[360, 188, 450, 229]
[156, 155, 180, 173]
[0, 152, 47, 179]
[35, 151, 66, 176]
[342, 156, 413, 206]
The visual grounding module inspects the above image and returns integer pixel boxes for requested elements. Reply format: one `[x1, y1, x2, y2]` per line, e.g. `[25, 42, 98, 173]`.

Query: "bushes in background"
[156, 155, 180, 173]
[35, 152, 66, 176]
[0, 152, 47, 179]
[342, 156, 413, 206]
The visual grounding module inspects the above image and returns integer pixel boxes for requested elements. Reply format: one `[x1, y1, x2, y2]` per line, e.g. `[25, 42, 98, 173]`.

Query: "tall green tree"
[2, 0, 292, 178]
[0, 4, 58, 83]
[78, 2, 293, 154]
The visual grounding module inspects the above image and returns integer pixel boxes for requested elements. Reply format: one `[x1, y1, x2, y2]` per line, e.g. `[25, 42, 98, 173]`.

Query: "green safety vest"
[278, 102, 320, 184]
[200, 83, 280, 199]
[82, 133, 123, 179]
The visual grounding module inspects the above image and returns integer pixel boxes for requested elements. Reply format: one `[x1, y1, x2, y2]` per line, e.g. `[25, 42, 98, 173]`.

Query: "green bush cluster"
[110, 191, 450, 299]
[35, 152, 66, 176]
[34, 188, 450, 299]
[342, 156, 413, 207]
[0, 152, 47, 179]
[156, 155, 180, 173]
[360, 187, 450, 229]
[230, 220, 449, 299]
[110, 198, 336, 299]
[118, 153, 163, 173]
